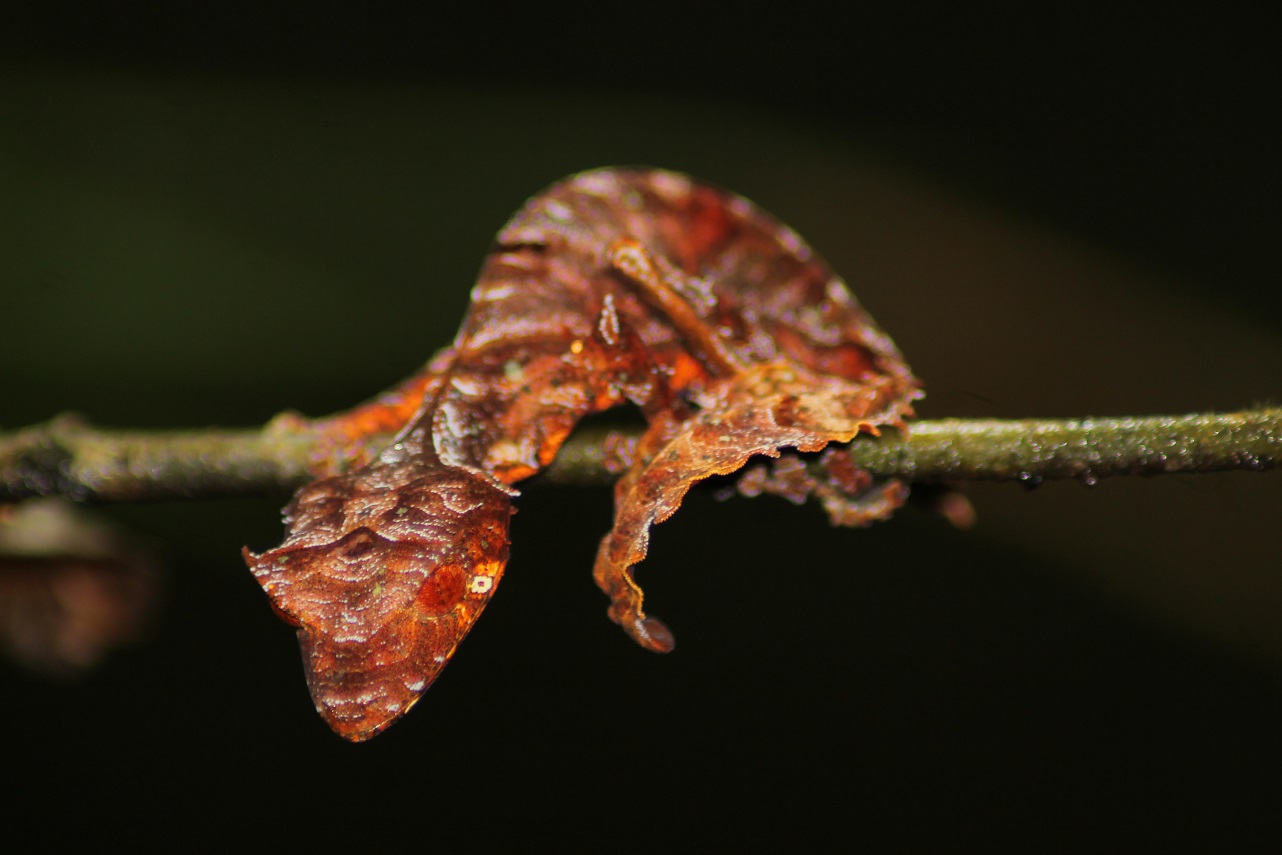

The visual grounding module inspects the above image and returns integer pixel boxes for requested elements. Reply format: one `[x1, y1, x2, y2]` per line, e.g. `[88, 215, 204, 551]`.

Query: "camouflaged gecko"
[244, 168, 921, 741]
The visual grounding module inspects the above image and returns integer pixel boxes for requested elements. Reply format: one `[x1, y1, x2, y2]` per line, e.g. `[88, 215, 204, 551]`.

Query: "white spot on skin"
[825, 278, 854, 307]
[596, 294, 621, 346]
[545, 200, 573, 223]
[471, 282, 518, 302]
[649, 170, 692, 201]
[470, 576, 494, 595]
[575, 171, 622, 197]
[437, 400, 470, 444]
[451, 376, 483, 396]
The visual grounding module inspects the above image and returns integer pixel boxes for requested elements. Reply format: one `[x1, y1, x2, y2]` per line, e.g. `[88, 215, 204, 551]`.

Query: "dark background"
[3, 6, 1280, 848]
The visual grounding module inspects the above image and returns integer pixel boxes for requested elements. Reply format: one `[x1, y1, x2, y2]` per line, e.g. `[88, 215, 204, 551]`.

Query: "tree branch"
[2, 408, 1277, 505]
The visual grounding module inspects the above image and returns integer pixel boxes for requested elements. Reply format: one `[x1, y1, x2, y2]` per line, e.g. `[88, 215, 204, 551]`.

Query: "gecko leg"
[733, 446, 910, 527]
[267, 350, 451, 479]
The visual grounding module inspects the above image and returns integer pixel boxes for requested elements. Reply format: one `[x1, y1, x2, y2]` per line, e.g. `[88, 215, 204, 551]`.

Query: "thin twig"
[838, 410, 1282, 485]
[2, 409, 1277, 504]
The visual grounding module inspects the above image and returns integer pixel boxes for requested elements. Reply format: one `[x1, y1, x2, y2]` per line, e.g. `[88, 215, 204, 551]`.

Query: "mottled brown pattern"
[245, 168, 920, 740]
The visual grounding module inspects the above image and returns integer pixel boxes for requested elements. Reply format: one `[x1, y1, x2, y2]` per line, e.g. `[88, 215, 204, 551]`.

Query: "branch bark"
[2, 408, 1278, 504]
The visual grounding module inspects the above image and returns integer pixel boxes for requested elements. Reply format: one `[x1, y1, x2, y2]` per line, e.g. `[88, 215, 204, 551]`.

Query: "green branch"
[2, 409, 1277, 504]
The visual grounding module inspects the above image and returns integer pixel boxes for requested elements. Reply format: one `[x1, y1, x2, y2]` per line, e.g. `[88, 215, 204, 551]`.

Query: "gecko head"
[244, 461, 513, 741]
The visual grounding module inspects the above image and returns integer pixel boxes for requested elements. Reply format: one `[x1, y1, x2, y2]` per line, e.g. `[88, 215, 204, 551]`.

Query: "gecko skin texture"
[244, 168, 921, 741]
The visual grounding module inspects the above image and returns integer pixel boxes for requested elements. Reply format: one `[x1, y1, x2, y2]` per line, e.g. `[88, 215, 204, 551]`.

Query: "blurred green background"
[2, 7, 1280, 848]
